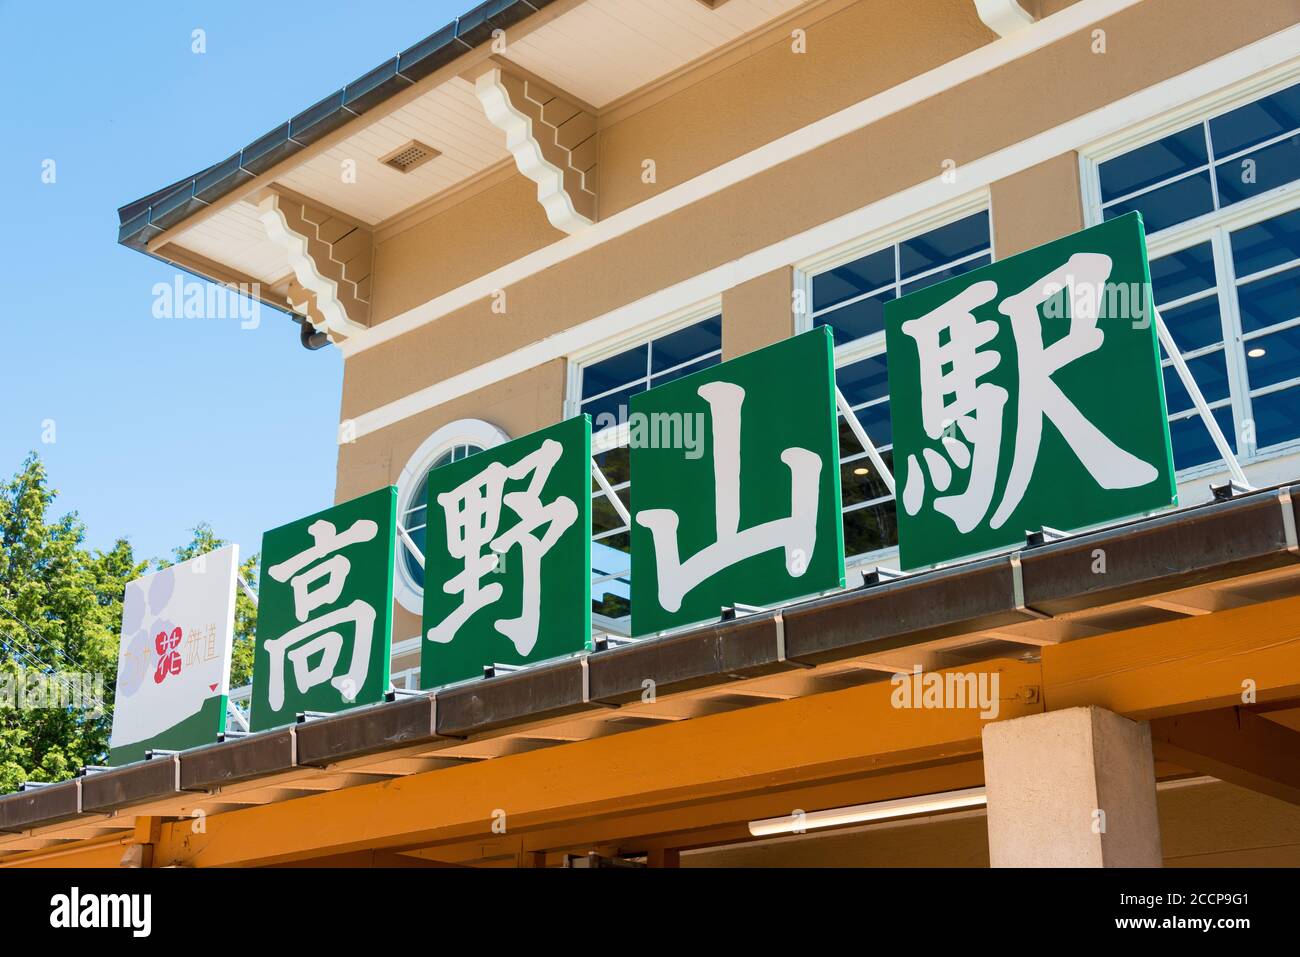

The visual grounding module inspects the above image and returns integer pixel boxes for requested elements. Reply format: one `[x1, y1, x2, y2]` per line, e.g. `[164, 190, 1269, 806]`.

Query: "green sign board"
[885, 212, 1177, 570]
[630, 327, 845, 635]
[421, 415, 592, 687]
[250, 486, 396, 730]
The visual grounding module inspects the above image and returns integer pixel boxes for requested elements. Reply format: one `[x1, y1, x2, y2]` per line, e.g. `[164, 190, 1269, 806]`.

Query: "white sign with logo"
[108, 545, 238, 763]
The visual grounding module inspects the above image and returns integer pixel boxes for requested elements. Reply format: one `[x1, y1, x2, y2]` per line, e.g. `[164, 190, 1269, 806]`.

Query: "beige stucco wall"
[337, 360, 566, 642]
[595, 0, 997, 220]
[990, 152, 1086, 258]
[342, 0, 1300, 433]
[333, 0, 1300, 648]
[722, 267, 795, 359]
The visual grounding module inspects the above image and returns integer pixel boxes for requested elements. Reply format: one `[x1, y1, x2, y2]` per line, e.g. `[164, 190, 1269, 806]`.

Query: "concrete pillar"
[982, 706, 1163, 867]
[721, 266, 794, 359]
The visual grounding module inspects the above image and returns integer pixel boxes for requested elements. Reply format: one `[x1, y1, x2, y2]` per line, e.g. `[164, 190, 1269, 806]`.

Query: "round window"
[393, 419, 510, 615]
[401, 442, 482, 590]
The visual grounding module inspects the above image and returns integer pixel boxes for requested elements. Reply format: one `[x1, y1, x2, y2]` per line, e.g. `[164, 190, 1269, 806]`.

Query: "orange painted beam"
[1042, 593, 1300, 719]
[152, 659, 1041, 867]
[406, 757, 987, 863]
[1151, 708, 1300, 805]
[18, 594, 1300, 869]
[1, 833, 131, 869]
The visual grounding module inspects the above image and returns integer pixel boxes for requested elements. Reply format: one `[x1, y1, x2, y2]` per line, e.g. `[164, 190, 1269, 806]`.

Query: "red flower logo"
[154, 626, 183, 684]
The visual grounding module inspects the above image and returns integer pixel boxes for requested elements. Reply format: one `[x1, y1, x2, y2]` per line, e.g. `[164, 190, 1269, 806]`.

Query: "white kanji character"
[427, 438, 577, 656]
[636, 381, 821, 614]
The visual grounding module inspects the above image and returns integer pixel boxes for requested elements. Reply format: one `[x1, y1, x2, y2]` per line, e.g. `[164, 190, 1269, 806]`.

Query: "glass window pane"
[592, 534, 630, 577]
[650, 316, 721, 373]
[1237, 265, 1300, 334]
[592, 534, 631, 623]
[1098, 125, 1207, 201]
[836, 353, 889, 407]
[900, 254, 991, 295]
[1162, 350, 1229, 414]
[592, 488, 631, 535]
[812, 248, 895, 312]
[838, 401, 893, 452]
[840, 453, 893, 507]
[1102, 170, 1214, 233]
[403, 444, 485, 589]
[593, 445, 629, 486]
[815, 289, 893, 345]
[1169, 405, 1237, 471]
[582, 384, 641, 429]
[1244, 323, 1300, 391]
[1215, 136, 1300, 206]
[1230, 208, 1300, 278]
[649, 353, 720, 389]
[1160, 294, 1223, 353]
[582, 344, 647, 398]
[403, 521, 427, 589]
[1209, 82, 1300, 157]
[593, 591, 631, 622]
[843, 499, 898, 557]
[1150, 242, 1216, 304]
[898, 211, 990, 280]
[1251, 384, 1300, 450]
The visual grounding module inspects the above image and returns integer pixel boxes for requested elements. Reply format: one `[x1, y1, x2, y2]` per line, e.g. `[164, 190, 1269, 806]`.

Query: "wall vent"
[381, 140, 441, 174]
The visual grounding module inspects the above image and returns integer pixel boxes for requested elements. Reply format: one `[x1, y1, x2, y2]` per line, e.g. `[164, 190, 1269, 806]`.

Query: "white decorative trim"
[343, 21, 1300, 441]
[393, 418, 510, 614]
[475, 68, 594, 235]
[974, 0, 1035, 37]
[340, 0, 1146, 360]
[256, 193, 367, 339]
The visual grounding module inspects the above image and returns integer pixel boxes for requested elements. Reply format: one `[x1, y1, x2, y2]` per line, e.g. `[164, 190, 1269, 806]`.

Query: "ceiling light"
[748, 786, 987, 837]
[853, 467, 870, 476]
[1248, 347, 1266, 358]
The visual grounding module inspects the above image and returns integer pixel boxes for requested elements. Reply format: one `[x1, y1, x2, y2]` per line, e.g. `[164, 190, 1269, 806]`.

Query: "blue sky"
[0, 1, 467, 563]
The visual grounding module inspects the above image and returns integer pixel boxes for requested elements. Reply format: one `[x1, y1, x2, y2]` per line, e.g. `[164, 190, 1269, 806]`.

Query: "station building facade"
[3, 0, 1300, 867]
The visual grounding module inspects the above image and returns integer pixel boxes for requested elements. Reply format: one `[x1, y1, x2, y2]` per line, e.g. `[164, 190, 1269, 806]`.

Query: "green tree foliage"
[0, 454, 258, 793]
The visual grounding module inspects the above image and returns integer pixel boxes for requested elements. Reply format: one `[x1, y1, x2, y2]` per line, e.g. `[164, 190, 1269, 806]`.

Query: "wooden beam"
[17, 594, 1300, 869]
[401, 757, 987, 864]
[147, 660, 1040, 867]
[1151, 708, 1300, 806]
[1041, 593, 1300, 719]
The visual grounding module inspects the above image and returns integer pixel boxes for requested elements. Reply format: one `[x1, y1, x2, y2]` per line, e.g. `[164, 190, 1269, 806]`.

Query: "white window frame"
[565, 297, 724, 450]
[793, 191, 995, 568]
[393, 417, 510, 614]
[565, 298, 723, 634]
[1079, 62, 1300, 480]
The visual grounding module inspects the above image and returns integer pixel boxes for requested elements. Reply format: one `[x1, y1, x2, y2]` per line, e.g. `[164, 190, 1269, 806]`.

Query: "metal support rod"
[835, 387, 896, 495]
[591, 458, 631, 527]
[1153, 307, 1250, 490]
[397, 523, 426, 570]
[592, 568, 630, 587]
[237, 575, 259, 607]
[226, 698, 249, 733]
